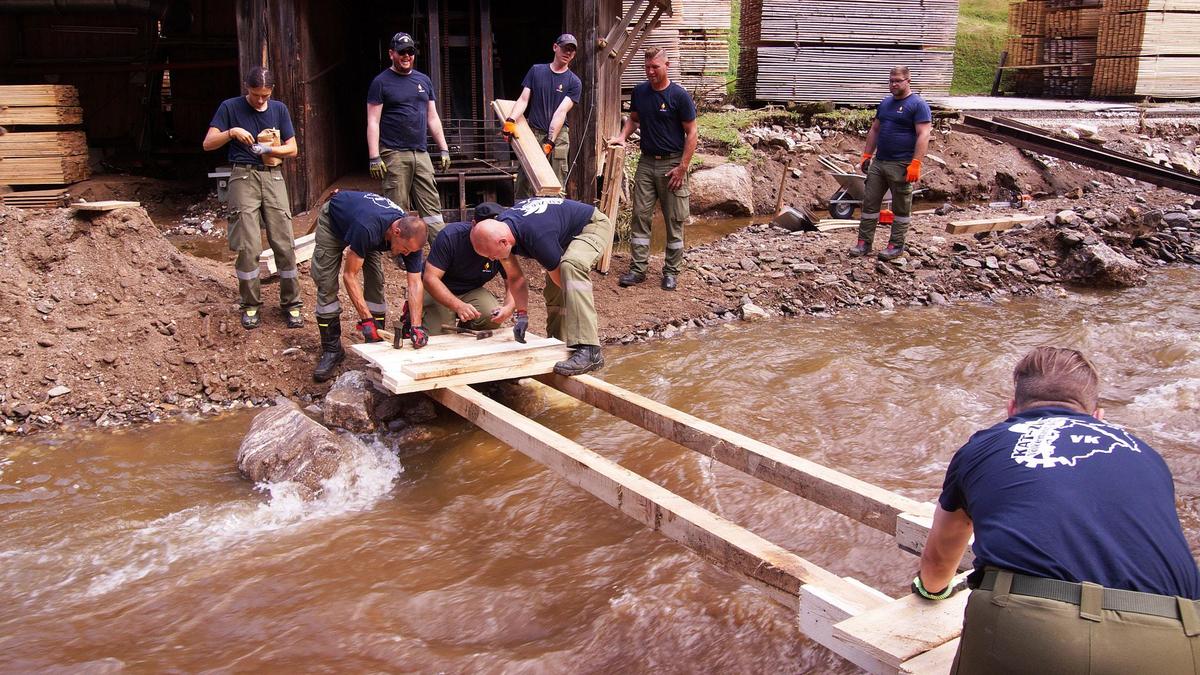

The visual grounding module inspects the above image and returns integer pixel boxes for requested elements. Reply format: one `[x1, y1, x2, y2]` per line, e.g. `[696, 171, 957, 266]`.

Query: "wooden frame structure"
[350, 334, 974, 673]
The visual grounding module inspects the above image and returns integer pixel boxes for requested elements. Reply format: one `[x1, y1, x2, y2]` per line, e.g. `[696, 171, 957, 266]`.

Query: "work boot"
[618, 270, 646, 287]
[877, 243, 905, 261]
[848, 239, 871, 257]
[241, 307, 261, 330]
[312, 320, 345, 383]
[554, 344, 604, 376]
[661, 274, 677, 291]
[285, 307, 304, 329]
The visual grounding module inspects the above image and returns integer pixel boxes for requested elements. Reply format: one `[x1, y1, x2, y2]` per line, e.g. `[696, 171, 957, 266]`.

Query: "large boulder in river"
[688, 163, 754, 216]
[1060, 241, 1147, 288]
[323, 369, 379, 433]
[237, 398, 356, 498]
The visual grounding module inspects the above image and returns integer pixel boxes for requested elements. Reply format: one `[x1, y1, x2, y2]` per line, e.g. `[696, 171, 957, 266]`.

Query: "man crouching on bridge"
[470, 197, 612, 376]
[311, 190, 429, 382]
[915, 346, 1199, 673]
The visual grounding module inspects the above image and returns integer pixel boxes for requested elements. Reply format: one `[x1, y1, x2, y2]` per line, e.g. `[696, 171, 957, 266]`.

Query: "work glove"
[513, 309, 529, 344]
[371, 313, 386, 331]
[439, 151, 451, 171]
[357, 318, 383, 342]
[542, 141, 554, 157]
[911, 575, 955, 601]
[502, 118, 518, 142]
[369, 156, 387, 181]
[410, 325, 429, 349]
[906, 158, 923, 183]
[859, 152, 873, 174]
[249, 143, 271, 156]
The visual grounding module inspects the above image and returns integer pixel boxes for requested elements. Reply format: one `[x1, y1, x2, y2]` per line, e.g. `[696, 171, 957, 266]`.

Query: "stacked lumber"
[0, 187, 68, 209]
[744, 0, 958, 104]
[1092, 0, 1200, 98]
[0, 131, 87, 159]
[1045, 7, 1100, 35]
[621, 0, 731, 102]
[0, 85, 79, 107]
[1009, 0, 1047, 36]
[1005, 1, 1100, 96]
[0, 85, 90, 188]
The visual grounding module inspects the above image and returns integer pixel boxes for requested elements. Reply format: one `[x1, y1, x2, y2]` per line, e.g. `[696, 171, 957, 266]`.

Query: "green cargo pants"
[856, 159, 914, 248]
[952, 570, 1200, 674]
[310, 202, 388, 322]
[226, 165, 301, 310]
[422, 287, 503, 336]
[379, 147, 445, 237]
[515, 126, 569, 199]
[629, 153, 689, 276]
[544, 208, 612, 347]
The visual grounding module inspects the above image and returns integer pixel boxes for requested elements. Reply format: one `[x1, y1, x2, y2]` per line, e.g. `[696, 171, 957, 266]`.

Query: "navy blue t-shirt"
[367, 68, 435, 152]
[874, 93, 931, 162]
[630, 81, 696, 156]
[520, 63, 582, 131]
[939, 407, 1200, 598]
[326, 191, 424, 272]
[500, 198, 596, 270]
[208, 96, 296, 165]
[427, 221, 503, 295]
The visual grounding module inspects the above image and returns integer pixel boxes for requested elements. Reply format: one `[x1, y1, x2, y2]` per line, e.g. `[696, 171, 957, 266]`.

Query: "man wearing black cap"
[367, 32, 449, 239]
[421, 202, 530, 338]
[502, 34, 582, 198]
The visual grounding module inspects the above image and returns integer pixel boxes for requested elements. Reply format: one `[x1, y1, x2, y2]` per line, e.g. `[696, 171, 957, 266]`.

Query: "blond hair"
[1012, 346, 1100, 412]
[644, 46, 667, 62]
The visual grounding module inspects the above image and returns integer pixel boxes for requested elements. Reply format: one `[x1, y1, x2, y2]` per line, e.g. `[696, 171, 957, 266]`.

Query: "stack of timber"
[1092, 0, 1200, 98]
[0, 187, 68, 209]
[0, 85, 90, 188]
[742, 0, 958, 104]
[1005, 0, 1102, 96]
[1006, 1, 1047, 94]
[620, 0, 731, 102]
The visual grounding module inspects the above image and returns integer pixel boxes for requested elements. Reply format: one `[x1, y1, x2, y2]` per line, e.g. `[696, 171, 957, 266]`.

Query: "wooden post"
[566, 0, 599, 204]
[427, 0, 443, 113]
[597, 143, 625, 273]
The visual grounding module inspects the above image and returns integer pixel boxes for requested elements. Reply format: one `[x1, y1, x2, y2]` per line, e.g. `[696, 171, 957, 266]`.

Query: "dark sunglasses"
[396, 49, 416, 57]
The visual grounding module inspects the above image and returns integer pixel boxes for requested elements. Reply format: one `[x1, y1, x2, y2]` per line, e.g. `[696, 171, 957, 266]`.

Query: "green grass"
[729, 0, 740, 97]
[696, 108, 801, 163]
[952, 0, 1009, 94]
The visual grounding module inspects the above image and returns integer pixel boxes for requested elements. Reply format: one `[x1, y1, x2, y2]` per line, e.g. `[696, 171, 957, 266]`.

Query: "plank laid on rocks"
[946, 214, 1042, 233]
[69, 200, 140, 212]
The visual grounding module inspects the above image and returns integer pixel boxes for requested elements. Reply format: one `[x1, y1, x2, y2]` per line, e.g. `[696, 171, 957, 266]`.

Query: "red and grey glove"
[859, 152, 873, 174]
[513, 309, 529, 344]
[542, 141, 554, 157]
[906, 159, 923, 183]
[410, 325, 429, 349]
[502, 118, 518, 142]
[357, 318, 382, 342]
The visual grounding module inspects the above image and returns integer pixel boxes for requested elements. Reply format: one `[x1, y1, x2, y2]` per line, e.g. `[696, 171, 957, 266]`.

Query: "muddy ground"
[2, 110, 1199, 435]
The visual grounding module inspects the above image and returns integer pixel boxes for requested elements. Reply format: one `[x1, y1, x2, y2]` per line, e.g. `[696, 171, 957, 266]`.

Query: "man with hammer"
[422, 202, 530, 339]
[502, 34, 582, 198]
[311, 191, 430, 383]
[469, 198, 612, 376]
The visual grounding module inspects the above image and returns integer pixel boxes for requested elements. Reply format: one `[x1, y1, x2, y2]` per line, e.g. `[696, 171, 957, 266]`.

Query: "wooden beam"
[945, 214, 1041, 234]
[535, 373, 933, 535]
[401, 345, 570, 380]
[259, 231, 316, 277]
[600, 0, 646, 51]
[425, 384, 885, 613]
[614, 2, 658, 61]
[895, 512, 975, 571]
[901, 638, 961, 674]
[597, 143, 625, 273]
[491, 100, 562, 197]
[567, 0, 601, 203]
[799, 583, 894, 674]
[69, 200, 139, 212]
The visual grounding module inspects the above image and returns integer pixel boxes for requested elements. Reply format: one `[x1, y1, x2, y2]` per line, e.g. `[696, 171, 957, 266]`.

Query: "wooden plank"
[895, 512, 975, 571]
[490, 99, 562, 197]
[0, 84, 80, 107]
[259, 231, 316, 277]
[402, 345, 571, 380]
[946, 214, 1041, 234]
[800, 583, 894, 674]
[426, 383, 885, 613]
[815, 218, 861, 232]
[901, 637, 961, 674]
[597, 143, 626, 273]
[0, 106, 84, 126]
[536, 373, 933, 534]
[69, 200, 140, 211]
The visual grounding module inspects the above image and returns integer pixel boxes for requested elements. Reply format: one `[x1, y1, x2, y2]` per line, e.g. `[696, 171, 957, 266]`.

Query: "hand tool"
[441, 324, 493, 339]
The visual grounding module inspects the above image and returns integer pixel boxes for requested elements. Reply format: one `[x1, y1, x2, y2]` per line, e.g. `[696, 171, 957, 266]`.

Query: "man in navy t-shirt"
[849, 65, 932, 261]
[502, 34, 582, 198]
[608, 47, 697, 292]
[422, 202, 529, 339]
[367, 32, 449, 238]
[469, 198, 613, 375]
[916, 346, 1200, 672]
[309, 190, 430, 382]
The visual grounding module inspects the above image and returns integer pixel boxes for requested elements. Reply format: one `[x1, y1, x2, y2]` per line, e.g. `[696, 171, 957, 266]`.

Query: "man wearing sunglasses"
[367, 32, 449, 239]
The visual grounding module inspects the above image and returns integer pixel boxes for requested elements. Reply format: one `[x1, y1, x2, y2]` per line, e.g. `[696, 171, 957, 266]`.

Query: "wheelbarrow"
[818, 156, 923, 220]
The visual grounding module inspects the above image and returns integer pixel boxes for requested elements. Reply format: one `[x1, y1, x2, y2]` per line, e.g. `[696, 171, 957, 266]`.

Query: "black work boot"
[848, 239, 871, 257]
[285, 307, 304, 329]
[618, 270, 646, 287]
[661, 274, 677, 291]
[877, 243, 905, 261]
[241, 307, 261, 330]
[553, 345, 605, 376]
[312, 320, 345, 383]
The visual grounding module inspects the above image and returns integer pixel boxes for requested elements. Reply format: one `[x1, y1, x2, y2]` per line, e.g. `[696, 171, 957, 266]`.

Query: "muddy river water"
[2, 267, 1198, 672]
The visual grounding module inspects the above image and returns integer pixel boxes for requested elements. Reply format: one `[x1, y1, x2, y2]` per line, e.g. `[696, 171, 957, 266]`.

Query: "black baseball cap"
[555, 33, 578, 49]
[473, 201, 505, 222]
[391, 32, 416, 53]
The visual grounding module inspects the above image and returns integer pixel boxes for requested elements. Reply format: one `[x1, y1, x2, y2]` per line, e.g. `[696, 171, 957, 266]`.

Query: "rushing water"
[2, 267, 1198, 673]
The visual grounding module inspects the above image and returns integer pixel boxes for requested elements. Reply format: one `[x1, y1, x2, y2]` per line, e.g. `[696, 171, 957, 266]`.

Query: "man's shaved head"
[470, 218, 515, 260]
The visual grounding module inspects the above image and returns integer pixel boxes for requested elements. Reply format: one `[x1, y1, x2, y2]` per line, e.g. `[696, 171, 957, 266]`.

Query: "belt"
[979, 569, 1199, 620]
[230, 162, 278, 171]
[646, 153, 681, 161]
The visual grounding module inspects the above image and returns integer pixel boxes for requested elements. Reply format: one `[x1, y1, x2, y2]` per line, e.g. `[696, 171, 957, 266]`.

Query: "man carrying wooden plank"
[469, 198, 612, 375]
[310, 191, 430, 382]
[366, 32, 449, 238]
[502, 34, 582, 198]
[849, 65, 931, 262]
[422, 202, 529, 339]
[916, 346, 1200, 671]
[608, 47, 698, 292]
[202, 66, 302, 330]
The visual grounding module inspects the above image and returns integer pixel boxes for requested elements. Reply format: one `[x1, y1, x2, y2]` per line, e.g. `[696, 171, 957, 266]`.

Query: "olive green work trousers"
[226, 165, 301, 310]
[543, 208, 612, 347]
[629, 153, 690, 276]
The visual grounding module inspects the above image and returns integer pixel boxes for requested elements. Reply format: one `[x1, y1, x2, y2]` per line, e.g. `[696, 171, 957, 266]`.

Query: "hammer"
[442, 324, 493, 339]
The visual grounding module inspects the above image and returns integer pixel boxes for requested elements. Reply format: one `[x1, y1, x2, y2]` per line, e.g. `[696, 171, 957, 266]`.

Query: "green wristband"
[912, 575, 953, 600]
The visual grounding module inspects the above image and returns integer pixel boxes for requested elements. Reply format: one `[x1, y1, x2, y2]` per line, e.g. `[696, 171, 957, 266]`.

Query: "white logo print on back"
[1008, 417, 1141, 469]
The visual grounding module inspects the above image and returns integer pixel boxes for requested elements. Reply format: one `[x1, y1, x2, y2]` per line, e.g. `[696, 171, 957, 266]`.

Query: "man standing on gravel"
[202, 66, 302, 330]
[608, 46, 697, 292]
[850, 65, 931, 261]
[310, 191, 430, 383]
[502, 34, 582, 198]
[367, 32, 449, 239]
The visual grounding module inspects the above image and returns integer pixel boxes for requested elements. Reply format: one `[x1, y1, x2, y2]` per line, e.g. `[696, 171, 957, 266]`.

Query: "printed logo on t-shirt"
[556, 84, 564, 92]
[364, 193, 403, 212]
[659, 102, 667, 111]
[417, 84, 425, 93]
[514, 197, 564, 216]
[898, 106, 905, 112]
[1008, 417, 1141, 469]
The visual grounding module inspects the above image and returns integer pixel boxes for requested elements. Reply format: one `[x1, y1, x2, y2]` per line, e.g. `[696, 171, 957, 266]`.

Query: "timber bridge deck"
[351, 331, 974, 674]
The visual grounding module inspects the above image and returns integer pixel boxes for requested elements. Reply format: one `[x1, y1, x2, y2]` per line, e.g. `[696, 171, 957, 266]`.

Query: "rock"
[793, 262, 818, 273]
[739, 257, 758, 272]
[48, 386, 71, 398]
[1015, 258, 1041, 274]
[1060, 242, 1147, 288]
[37, 338, 55, 348]
[879, 297, 896, 311]
[985, 256, 999, 269]
[925, 154, 947, 168]
[928, 291, 949, 306]
[687, 163, 754, 216]
[935, 202, 955, 216]
[1163, 211, 1191, 228]
[322, 370, 378, 433]
[1135, 194, 1147, 204]
[962, 258, 982, 268]
[1188, 209, 1200, 222]
[740, 302, 770, 321]
[1055, 210, 1078, 225]
[237, 398, 358, 499]
[35, 300, 55, 315]
[1082, 210, 1099, 222]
